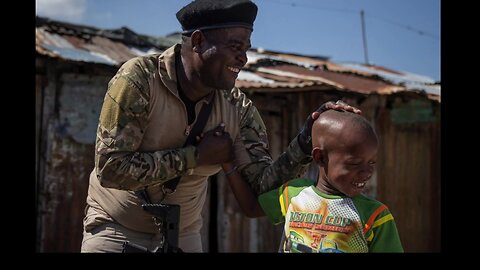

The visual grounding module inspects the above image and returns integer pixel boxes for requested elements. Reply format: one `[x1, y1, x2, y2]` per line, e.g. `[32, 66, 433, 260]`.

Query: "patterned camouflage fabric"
[95, 46, 312, 195]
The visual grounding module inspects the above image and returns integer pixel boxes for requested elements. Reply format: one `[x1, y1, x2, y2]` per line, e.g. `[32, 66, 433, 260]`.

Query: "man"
[81, 0, 360, 253]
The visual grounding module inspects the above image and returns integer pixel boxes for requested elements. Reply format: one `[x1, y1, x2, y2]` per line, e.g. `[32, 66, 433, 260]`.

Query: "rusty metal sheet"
[36, 28, 118, 65]
[36, 26, 156, 66]
[340, 63, 440, 97]
[261, 65, 404, 94]
[236, 70, 319, 90]
[58, 73, 111, 144]
[82, 36, 138, 64]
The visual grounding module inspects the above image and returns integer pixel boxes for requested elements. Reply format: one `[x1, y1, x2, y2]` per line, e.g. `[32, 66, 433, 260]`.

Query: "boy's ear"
[312, 147, 326, 166]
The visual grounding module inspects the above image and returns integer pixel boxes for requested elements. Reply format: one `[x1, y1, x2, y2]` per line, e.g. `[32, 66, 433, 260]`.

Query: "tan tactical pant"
[81, 222, 164, 253]
[81, 222, 203, 252]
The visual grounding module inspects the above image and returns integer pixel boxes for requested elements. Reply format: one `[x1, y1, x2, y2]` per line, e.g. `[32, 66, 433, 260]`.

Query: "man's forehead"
[207, 27, 252, 44]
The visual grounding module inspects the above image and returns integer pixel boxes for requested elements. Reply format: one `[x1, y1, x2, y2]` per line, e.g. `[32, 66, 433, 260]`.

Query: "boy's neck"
[316, 173, 343, 196]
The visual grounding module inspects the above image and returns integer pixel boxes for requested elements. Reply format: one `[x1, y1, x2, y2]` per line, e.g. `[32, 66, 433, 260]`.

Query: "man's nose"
[237, 51, 247, 67]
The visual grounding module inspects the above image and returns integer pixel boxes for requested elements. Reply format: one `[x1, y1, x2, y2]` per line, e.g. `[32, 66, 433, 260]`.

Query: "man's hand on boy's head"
[332, 100, 362, 114]
[297, 100, 362, 155]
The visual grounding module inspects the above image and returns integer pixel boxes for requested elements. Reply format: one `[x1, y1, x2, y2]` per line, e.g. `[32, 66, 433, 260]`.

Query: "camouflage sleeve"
[95, 57, 197, 191]
[233, 89, 313, 195]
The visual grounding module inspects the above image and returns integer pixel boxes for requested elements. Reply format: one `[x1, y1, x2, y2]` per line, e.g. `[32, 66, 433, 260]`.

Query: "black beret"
[176, 0, 258, 34]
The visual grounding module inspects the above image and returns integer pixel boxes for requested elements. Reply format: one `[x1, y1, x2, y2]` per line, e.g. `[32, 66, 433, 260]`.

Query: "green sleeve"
[367, 209, 404, 252]
[258, 178, 314, 225]
[258, 186, 284, 225]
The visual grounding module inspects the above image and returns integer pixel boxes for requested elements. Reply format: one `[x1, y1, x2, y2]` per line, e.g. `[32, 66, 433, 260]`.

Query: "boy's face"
[323, 136, 378, 197]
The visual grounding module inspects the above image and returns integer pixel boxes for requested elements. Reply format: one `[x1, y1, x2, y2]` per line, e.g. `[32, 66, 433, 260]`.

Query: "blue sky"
[36, 0, 440, 82]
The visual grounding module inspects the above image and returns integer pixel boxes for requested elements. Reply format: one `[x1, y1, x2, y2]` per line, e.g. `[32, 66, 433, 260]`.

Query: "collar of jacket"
[158, 44, 213, 105]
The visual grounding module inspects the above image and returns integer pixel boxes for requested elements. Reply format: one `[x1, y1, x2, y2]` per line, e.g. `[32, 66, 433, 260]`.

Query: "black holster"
[122, 203, 182, 253]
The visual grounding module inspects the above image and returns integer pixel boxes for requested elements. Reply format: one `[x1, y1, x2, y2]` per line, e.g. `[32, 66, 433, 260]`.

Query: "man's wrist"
[297, 132, 312, 155]
[224, 165, 238, 176]
[290, 135, 312, 164]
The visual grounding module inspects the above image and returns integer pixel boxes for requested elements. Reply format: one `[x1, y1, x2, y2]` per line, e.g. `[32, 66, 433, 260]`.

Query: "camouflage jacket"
[84, 44, 312, 248]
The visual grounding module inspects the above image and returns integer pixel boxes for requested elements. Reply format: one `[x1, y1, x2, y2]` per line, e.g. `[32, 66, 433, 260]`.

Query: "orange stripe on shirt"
[363, 204, 388, 235]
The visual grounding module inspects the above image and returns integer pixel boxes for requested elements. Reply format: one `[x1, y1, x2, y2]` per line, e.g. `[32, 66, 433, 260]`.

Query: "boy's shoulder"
[286, 178, 315, 186]
[281, 178, 316, 191]
[351, 194, 390, 217]
[352, 193, 384, 206]
[276, 178, 316, 198]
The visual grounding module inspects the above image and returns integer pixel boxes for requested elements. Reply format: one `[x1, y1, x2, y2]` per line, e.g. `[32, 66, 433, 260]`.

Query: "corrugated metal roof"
[36, 28, 115, 64]
[256, 67, 344, 89]
[36, 17, 168, 66]
[244, 48, 438, 99]
[237, 70, 275, 84]
[236, 69, 318, 91]
[278, 65, 404, 94]
[36, 16, 440, 101]
[247, 51, 319, 69]
[340, 63, 440, 96]
[247, 49, 374, 77]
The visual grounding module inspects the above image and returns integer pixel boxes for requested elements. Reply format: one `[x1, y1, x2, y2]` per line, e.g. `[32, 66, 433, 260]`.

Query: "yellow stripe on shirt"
[363, 204, 388, 234]
[280, 184, 290, 216]
[372, 214, 393, 228]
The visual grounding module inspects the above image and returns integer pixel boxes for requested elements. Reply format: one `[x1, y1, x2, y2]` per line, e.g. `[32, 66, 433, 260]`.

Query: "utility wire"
[367, 13, 439, 40]
[269, 0, 357, 14]
[267, 0, 439, 41]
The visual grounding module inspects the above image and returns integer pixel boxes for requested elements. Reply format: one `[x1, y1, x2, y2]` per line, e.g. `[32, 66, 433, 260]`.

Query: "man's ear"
[312, 147, 326, 166]
[190, 30, 205, 53]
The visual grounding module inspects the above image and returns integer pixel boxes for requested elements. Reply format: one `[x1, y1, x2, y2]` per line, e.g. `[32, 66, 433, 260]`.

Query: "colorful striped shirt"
[258, 178, 403, 253]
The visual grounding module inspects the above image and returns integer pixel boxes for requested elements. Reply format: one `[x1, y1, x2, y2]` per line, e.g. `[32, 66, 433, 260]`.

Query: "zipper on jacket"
[178, 95, 194, 137]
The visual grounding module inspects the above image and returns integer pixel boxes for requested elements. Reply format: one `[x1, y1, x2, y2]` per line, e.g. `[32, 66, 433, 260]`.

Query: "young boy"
[222, 109, 403, 253]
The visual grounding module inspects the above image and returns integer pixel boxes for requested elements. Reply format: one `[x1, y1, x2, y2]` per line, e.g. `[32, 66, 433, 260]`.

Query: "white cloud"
[36, 0, 87, 21]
